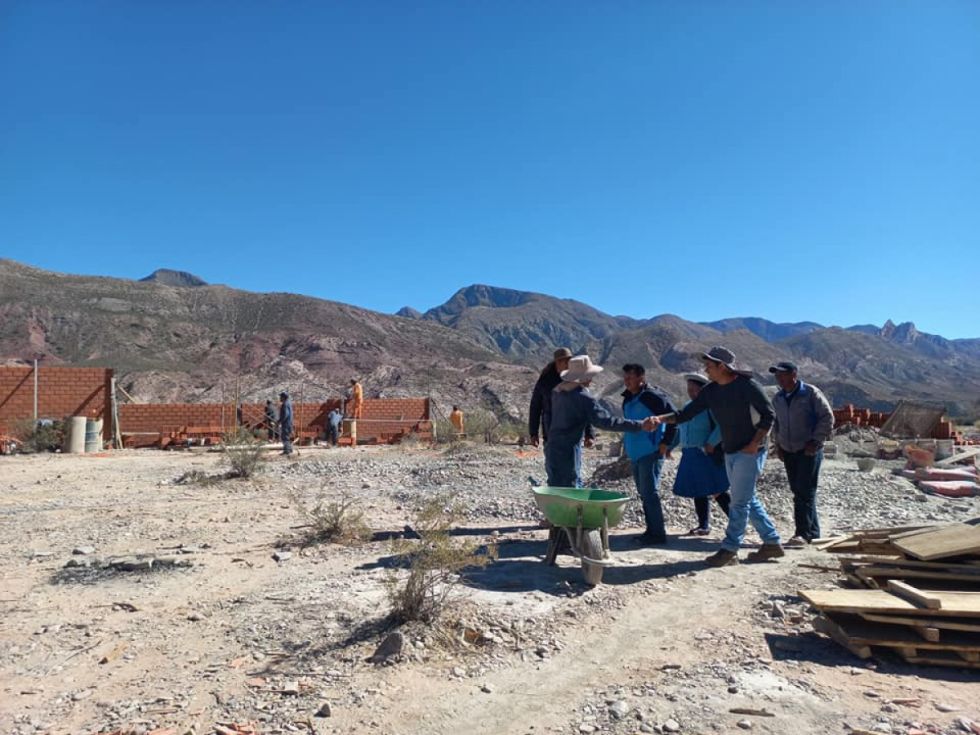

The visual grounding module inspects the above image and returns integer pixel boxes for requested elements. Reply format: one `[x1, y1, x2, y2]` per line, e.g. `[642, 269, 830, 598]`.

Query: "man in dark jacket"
[621, 364, 678, 544]
[529, 347, 595, 485]
[769, 361, 834, 546]
[546, 355, 656, 487]
[264, 400, 278, 441]
[653, 346, 783, 567]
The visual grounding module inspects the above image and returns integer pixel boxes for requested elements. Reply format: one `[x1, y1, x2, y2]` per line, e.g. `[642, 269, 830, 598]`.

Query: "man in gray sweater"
[652, 346, 784, 567]
[769, 361, 834, 546]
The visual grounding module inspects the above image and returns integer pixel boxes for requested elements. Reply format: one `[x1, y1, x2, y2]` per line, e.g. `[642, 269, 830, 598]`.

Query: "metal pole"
[33, 359, 38, 421]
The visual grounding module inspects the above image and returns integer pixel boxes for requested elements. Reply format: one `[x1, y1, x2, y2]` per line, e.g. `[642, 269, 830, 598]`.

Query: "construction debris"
[801, 520, 980, 668]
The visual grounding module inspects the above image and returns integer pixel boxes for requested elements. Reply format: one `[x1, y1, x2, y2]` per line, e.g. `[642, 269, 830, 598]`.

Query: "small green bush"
[385, 497, 496, 624]
[221, 428, 265, 479]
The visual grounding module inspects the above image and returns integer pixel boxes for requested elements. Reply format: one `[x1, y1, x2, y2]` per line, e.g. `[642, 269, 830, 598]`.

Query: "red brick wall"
[0, 366, 113, 439]
[118, 397, 430, 446]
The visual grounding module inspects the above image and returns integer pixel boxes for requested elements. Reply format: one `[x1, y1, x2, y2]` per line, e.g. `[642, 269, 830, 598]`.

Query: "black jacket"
[529, 362, 595, 441]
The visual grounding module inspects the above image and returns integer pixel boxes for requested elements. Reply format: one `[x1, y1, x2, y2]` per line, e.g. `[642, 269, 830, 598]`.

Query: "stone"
[480, 684, 493, 693]
[936, 703, 961, 713]
[72, 546, 96, 555]
[451, 667, 466, 678]
[272, 550, 292, 562]
[737, 720, 753, 730]
[315, 702, 332, 717]
[609, 701, 629, 720]
[578, 725, 595, 734]
[664, 719, 681, 732]
[369, 631, 404, 664]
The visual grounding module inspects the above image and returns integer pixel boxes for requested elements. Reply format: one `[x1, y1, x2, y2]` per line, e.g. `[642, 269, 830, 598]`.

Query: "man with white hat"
[545, 355, 658, 488]
[651, 346, 783, 567]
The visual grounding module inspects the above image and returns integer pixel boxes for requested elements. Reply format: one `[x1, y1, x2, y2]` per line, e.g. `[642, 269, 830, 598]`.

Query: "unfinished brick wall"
[0, 366, 113, 439]
[118, 398, 430, 447]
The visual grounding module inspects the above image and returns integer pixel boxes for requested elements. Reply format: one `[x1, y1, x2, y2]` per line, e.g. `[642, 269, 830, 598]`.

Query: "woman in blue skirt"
[673, 373, 732, 535]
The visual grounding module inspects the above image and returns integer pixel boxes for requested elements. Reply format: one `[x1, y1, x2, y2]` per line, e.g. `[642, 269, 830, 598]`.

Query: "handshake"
[640, 414, 671, 432]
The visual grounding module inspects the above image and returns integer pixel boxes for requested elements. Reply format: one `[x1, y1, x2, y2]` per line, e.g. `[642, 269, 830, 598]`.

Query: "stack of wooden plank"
[800, 520, 980, 669]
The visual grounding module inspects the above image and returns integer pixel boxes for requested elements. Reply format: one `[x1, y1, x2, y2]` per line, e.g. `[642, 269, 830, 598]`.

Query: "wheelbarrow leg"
[600, 507, 610, 559]
[544, 527, 561, 566]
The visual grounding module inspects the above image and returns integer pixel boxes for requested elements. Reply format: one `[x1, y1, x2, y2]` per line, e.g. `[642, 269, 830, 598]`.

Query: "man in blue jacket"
[278, 391, 294, 456]
[546, 355, 657, 488]
[621, 364, 678, 545]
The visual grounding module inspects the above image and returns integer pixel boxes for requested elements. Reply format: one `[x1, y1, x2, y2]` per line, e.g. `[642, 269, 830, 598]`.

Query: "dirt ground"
[1, 446, 978, 735]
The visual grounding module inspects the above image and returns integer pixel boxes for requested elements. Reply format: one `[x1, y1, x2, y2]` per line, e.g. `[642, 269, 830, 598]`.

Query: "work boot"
[784, 536, 807, 548]
[745, 543, 786, 562]
[705, 549, 739, 567]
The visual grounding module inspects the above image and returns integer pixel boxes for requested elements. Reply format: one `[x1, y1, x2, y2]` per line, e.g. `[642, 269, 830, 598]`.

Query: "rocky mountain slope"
[2, 260, 979, 419]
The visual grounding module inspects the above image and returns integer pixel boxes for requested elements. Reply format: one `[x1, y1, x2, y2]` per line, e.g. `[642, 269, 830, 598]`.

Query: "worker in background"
[450, 405, 465, 436]
[326, 406, 342, 446]
[348, 379, 364, 419]
[264, 399, 278, 441]
[278, 391, 294, 456]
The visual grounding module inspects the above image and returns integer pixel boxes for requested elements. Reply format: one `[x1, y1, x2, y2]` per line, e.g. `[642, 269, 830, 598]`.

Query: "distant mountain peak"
[396, 306, 422, 319]
[140, 269, 207, 287]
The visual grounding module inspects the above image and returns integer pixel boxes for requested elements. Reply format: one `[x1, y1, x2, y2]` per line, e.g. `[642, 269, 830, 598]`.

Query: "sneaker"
[705, 549, 739, 567]
[785, 536, 807, 548]
[688, 527, 711, 536]
[745, 543, 786, 562]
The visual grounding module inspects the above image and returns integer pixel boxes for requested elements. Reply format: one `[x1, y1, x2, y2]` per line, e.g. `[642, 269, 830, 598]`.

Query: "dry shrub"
[385, 497, 497, 624]
[290, 488, 371, 546]
[221, 428, 265, 478]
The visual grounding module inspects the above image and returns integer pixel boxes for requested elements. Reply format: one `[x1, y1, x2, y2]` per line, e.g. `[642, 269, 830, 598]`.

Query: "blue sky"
[2, 2, 978, 337]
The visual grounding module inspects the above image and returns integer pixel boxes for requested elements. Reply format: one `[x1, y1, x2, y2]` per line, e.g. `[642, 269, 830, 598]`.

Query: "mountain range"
[2, 259, 978, 420]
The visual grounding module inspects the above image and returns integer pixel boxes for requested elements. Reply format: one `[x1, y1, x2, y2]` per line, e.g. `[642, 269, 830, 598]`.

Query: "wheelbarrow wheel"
[581, 529, 604, 586]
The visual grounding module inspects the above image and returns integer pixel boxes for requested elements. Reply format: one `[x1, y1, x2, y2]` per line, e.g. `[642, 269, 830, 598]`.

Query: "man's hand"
[804, 440, 820, 457]
[703, 442, 715, 455]
[741, 441, 759, 455]
[641, 416, 658, 432]
[584, 437, 595, 449]
[658, 443, 670, 459]
[529, 435, 539, 447]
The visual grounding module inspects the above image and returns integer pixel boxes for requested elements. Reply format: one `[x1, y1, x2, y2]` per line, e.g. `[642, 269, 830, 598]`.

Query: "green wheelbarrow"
[532, 485, 631, 586]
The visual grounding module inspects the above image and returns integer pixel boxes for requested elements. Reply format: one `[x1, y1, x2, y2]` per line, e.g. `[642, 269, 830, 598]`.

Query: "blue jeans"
[721, 449, 780, 552]
[545, 440, 583, 487]
[631, 453, 666, 538]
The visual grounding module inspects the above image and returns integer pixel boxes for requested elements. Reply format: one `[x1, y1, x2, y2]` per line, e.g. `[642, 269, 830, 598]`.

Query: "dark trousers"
[631, 454, 666, 539]
[783, 449, 823, 540]
[693, 492, 731, 530]
[544, 441, 583, 487]
[327, 425, 339, 446]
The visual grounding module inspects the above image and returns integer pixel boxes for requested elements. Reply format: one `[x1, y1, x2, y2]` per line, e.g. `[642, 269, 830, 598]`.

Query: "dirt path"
[1, 449, 978, 735]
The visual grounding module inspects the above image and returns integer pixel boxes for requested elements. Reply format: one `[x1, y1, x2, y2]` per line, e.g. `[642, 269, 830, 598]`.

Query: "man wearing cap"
[278, 391, 294, 456]
[621, 363, 677, 544]
[651, 346, 783, 567]
[529, 348, 596, 484]
[769, 361, 834, 547]
[546, 355, 658, 488]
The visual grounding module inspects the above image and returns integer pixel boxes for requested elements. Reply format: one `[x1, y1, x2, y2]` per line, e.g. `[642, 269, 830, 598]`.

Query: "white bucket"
[67, 416, 87, 454]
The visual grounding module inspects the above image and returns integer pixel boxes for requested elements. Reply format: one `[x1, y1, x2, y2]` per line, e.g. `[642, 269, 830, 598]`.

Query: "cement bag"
[914, 467, 980, 482]
[918, 480, 980, 497]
